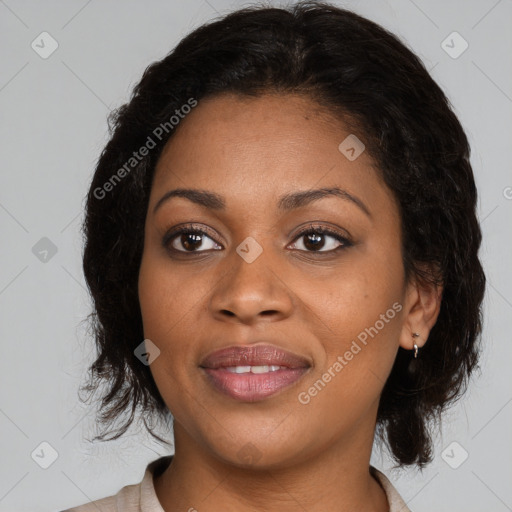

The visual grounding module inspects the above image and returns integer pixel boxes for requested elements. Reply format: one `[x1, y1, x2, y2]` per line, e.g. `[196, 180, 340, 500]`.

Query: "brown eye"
[290, 226, 352, 253]
[163, 226, 222, 253]
[175, 232, 206, 252]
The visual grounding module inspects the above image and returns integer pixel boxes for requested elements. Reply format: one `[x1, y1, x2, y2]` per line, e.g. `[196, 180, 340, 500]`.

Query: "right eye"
[163, 224, 223, 253]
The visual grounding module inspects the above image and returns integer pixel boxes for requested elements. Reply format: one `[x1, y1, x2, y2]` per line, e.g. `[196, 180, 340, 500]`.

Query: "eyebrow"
[152, 186, 371, 217]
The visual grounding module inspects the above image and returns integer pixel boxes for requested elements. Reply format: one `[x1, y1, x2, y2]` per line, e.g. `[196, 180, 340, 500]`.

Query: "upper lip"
[200, 344, 311, 369]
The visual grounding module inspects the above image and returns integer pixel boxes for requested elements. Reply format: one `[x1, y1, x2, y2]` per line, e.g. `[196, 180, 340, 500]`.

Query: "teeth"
[225, 365, 284, 374]
[232, 366, 251, 373]
[251, 365, 275, 374]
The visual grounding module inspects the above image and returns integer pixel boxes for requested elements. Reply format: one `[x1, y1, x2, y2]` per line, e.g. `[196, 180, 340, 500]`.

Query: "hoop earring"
[407, 333, 421, 376]
[412, 333, 420, 358]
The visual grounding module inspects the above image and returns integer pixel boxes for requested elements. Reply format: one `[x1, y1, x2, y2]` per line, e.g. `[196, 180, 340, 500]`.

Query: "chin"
[199, 425, 313, 471]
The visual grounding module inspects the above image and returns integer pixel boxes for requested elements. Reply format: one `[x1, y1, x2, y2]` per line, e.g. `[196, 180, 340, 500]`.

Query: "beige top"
[62, 456, 411, 512]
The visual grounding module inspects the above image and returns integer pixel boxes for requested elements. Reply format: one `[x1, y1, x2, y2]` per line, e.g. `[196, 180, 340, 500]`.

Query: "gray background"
[0, 0, 511, 511]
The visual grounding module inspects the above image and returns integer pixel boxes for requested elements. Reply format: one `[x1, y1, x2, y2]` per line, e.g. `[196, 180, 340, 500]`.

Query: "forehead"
[150, 93, 394, 217]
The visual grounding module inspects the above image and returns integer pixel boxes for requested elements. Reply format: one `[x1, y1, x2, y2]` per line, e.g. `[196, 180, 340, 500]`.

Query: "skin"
[138, 92, 442, 512]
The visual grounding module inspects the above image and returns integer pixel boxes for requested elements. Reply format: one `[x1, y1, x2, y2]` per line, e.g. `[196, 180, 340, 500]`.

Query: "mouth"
[199, 344, 311, 402]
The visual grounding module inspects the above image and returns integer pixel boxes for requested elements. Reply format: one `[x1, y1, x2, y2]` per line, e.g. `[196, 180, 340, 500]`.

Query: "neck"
[154, 418, 389, 512]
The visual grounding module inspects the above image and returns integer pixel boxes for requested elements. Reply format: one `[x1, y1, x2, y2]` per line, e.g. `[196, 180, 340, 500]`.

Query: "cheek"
[313, 250, 404, 371]
[138, 252, 197, 338]
[138, 259, 191, 411]
[138, 261, 189, 391]
[137, 252, 211, 385]
[138, 260, 167, 338]
[301, 285, 403, 426]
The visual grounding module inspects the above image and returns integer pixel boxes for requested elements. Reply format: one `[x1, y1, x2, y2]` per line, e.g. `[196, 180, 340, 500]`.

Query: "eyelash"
[162, 223, 353, 255]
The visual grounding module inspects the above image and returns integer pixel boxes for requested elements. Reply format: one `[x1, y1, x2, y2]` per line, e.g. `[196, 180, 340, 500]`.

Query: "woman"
[64, 1, 485, 510]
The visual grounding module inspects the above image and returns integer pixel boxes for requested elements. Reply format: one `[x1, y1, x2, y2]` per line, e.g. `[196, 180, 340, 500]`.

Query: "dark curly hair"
[79, 0, 486, 468]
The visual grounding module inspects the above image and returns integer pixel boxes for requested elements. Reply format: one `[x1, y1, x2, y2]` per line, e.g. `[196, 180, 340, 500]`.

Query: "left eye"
[289, 227, 351, 252]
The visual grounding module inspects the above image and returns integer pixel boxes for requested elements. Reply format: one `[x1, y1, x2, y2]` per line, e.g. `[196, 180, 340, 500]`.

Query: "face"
[138, 92, 419, 468]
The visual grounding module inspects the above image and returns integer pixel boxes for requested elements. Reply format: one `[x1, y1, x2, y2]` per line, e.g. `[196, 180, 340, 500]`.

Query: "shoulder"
[370, 465, 411, 512]
[61, 480, 141, 512]
[61, 493, 117, 511]
[61, 456, 173, 512]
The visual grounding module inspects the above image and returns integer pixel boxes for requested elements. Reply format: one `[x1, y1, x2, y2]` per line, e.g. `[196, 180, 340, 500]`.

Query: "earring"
[407, 333, 421, 375]
[412, 332, 420, 358]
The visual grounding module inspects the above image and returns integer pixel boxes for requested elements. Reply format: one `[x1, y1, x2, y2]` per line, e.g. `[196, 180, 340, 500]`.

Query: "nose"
[209, 245, 294, 325]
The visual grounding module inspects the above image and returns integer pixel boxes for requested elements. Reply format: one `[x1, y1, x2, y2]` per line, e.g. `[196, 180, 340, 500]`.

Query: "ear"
[398, 265, 443, 351]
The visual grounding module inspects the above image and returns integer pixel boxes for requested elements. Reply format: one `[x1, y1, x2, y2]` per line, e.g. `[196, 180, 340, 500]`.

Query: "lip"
[200, 344, 311, 369]
[199, 344, 311, 402]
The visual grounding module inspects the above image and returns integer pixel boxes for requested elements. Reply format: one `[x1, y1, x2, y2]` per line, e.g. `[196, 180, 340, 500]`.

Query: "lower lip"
[201, 367, 309, 402]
